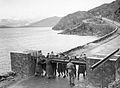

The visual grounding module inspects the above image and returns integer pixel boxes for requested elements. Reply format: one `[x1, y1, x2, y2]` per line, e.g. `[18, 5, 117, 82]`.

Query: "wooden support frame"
[50, 59, 86, 65]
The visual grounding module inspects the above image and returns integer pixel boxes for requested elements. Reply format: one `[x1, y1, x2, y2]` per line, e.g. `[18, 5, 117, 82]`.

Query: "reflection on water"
[0, 27, 97, 73]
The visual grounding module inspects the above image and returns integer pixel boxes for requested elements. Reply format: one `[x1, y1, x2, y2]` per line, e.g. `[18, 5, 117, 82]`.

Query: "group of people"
[32, 50, 87, 86]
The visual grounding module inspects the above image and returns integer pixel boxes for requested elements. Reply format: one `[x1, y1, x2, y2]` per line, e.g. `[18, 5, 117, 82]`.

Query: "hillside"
[88, 0, 120, 22]
[29, 16, 61, 27]
[59, 18, 115, 37]
[52, 11, 93, 30]
[114, 0, 120, 22]
[52, 0, 119, 37]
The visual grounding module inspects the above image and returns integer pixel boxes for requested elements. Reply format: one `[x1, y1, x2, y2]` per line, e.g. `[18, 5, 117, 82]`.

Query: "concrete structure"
[10, 52, 36, 78]
[115, 56, 120, 80]
[87, 58, 116, 87]
[108, 56, 120, 88]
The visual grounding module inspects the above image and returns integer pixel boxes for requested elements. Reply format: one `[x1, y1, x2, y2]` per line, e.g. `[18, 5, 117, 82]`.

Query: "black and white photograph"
[0, 0, 120, 88]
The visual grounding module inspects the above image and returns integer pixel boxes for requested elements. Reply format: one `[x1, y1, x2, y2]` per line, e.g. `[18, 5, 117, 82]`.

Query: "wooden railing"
[91, 48, 119, 70]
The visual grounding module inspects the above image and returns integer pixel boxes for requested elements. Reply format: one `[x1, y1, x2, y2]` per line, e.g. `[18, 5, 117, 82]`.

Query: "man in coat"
[67, 59, 75, 86]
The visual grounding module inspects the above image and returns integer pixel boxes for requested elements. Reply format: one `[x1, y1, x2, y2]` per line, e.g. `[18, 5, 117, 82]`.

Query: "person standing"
[49, 51, 55, 58]
[77, 53, 87, 80]
[46, 58, 53, 78]
[46, 53, 50, 58]
[82, 53, 87, 78]
[35, 50, 43, 76]
[73, 64, 76, 78]
[82, 53, 87, 62]
[46, 53, 53, 79]
[49, 51, 57, 78]
[67, 59, 75, 86]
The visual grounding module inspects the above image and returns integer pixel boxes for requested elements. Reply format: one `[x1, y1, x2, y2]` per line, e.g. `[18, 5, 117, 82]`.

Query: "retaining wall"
[62, 27, 118, 55]
[10, 52, 36, 78]
[87, 58, 116, 88]
[108, 56, 120, 88]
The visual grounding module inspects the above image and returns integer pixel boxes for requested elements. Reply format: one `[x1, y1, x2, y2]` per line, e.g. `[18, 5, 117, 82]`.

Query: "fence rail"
[91, 48, 119, 70]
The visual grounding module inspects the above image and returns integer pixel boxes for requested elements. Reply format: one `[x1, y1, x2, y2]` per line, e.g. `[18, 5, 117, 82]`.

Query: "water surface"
[0, 27, 97, 73]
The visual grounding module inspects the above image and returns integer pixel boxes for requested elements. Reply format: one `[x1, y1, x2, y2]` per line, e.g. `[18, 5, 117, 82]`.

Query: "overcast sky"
[0, 0, 115, 20]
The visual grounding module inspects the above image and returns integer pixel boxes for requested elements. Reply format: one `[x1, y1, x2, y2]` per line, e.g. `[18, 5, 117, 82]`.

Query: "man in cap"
[67, 59, 75, 86]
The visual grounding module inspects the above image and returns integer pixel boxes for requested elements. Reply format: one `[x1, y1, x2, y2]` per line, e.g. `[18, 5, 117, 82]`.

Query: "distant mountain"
[29, 16, 61, 27]
[0, 19, 29, 28]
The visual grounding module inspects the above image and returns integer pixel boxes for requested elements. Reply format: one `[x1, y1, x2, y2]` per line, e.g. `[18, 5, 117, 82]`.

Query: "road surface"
[68, 17, 120, 57]
[8, 75, 96, 88]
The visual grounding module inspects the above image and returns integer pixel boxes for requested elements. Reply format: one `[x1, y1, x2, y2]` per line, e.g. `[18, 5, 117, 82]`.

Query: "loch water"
[0, 27, 97, 74]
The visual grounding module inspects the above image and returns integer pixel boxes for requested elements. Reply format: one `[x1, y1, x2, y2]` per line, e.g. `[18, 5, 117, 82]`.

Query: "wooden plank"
[88, 54, 120, 61]
[50, 59, 86, 65]
[91, 48, 119, 70]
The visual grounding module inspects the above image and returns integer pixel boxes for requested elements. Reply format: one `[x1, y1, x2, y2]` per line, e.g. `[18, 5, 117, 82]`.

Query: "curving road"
[67, 17, 120, 58]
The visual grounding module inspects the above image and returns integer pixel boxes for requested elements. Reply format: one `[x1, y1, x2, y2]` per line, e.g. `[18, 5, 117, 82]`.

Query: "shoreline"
[61, 17, 119, 55]
[62, 26, 118, 55]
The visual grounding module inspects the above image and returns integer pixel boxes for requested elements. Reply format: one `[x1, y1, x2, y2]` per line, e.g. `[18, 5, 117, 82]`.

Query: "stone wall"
[87, 58, 116, 87]
[10, 52, 36, 78]
[108, 56, 120, 88]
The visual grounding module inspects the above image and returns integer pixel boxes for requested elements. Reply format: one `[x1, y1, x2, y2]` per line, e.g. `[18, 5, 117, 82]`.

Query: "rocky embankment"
[53, 13, 115, 37]
[59, 17, 115, 37]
